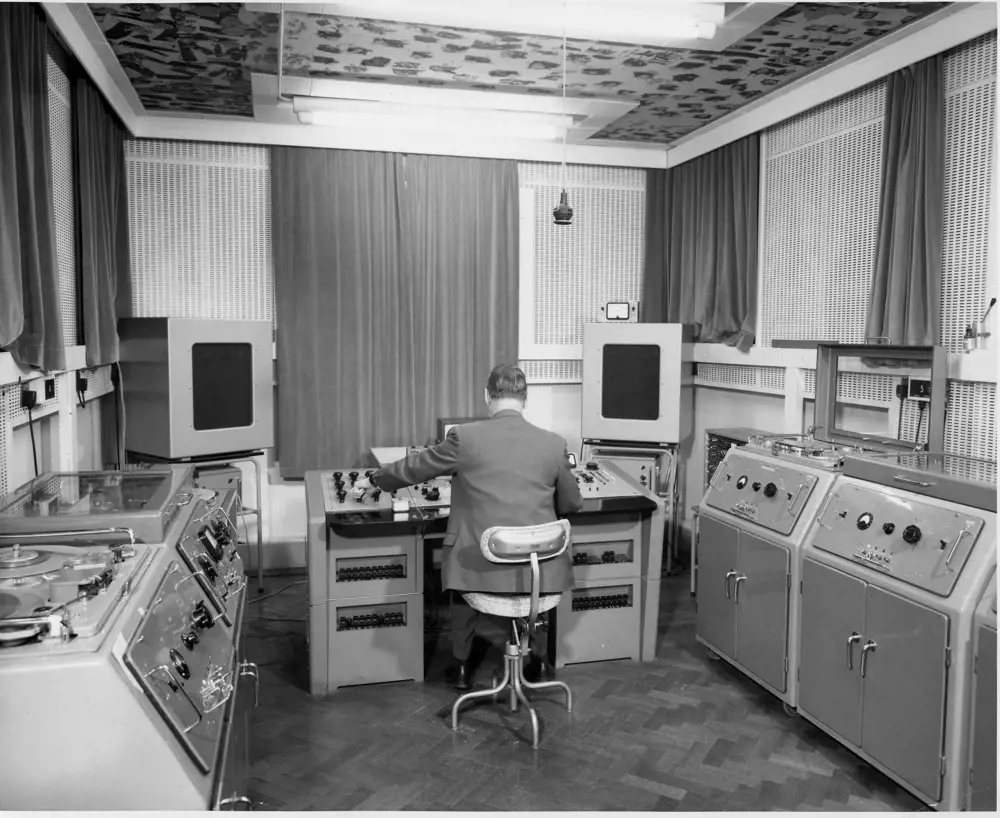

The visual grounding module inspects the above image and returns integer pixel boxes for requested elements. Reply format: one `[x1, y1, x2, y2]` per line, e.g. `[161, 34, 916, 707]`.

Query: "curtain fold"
[401, 154, 519, 440]
[75, 76, 132, 365]
[0, 4, 65, 369]
[641, 134, 759, 351]
[866, 56, 944, 347]
[271, 149, 519, 478]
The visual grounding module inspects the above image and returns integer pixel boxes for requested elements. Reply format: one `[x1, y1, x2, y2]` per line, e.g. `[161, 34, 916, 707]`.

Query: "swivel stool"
[450, 520, 573, 749]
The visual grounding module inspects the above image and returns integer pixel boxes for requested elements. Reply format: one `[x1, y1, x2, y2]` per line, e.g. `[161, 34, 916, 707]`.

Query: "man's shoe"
[522, 655, 554, 684]
[446, 662, 472, 691]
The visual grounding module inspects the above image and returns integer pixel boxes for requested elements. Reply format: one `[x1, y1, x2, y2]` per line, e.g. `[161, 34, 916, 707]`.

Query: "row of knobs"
[572, 593, 631, 611]
[170, 600, 215, 680]
[332, 470, 376, 503]
[855, 512, 921, 543]
[735, 476, 778, 497]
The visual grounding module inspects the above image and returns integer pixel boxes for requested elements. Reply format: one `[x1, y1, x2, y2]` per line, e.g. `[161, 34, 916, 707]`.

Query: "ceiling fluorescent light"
[322, 1, 724, 43]
[296, 109, 563, 141]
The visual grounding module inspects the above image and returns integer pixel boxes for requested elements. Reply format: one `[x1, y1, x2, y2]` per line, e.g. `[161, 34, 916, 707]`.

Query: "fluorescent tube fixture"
[321, 0, 724, 43]
[294, 96, 570, 141]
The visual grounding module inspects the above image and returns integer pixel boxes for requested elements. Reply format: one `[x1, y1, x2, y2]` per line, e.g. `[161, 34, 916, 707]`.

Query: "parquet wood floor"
[246, 572, 925, 811]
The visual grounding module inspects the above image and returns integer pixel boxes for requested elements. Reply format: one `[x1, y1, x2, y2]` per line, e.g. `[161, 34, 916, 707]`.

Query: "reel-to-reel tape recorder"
[0, 468, 255, 810]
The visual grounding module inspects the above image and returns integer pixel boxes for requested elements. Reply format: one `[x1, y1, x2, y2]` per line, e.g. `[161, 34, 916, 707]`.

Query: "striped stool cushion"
[462, 592, 562, 618]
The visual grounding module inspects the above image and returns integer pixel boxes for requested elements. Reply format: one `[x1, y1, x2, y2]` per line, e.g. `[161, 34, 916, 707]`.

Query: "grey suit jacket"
[372, 410, 583, 593]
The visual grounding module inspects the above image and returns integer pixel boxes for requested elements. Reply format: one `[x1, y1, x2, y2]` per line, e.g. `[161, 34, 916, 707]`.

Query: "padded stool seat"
[462, 592, 561, 619]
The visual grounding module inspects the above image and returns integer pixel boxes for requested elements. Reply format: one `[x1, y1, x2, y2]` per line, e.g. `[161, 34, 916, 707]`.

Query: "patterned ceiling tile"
[89, 2, 949, 142]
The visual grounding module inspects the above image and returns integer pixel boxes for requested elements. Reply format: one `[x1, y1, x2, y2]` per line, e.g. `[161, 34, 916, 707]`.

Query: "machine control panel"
[173, 491, 245, 627]
[704, 450, 819, 535]
[321, 471, 451, 516]
[811, 483, 985, 596]
[124, 560, 236, 774]
[572, 463, 644, 498]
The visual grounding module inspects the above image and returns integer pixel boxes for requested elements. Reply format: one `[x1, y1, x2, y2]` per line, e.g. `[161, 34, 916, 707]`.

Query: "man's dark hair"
[486, 364, 528, 401]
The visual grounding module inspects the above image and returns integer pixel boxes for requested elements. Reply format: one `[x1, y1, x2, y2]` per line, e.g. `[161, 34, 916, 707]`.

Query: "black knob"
[336, 490, 346, 503]
[903, 525, 922, 544]
[333, 471, 342, 480]
[181, 631, 199, 650]
[763, 482, 777, 498]
[349, 471, 359, 482]
[372, 489, 382, 501]
[857, 512, 873, 531]
[169, 648, 191, 680]
[427, 488, 440, 502]
[751, 481, 761, 492]
[197, 554, 219, 581]
[191, 601, 214, 630]
[882, 522, 896, 535]
[736, 476, 748, 490]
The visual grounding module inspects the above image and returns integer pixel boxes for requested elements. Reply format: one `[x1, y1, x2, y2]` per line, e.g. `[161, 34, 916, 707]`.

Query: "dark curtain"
[866, 56, 944, 347]
[401, 154, 519, 440]
[75, 76, 132, 365]
[0, 4, 65, 370]
[641, 134, 759, 352]
[272, 149, 412, 477]
[271, 149, 520, 478]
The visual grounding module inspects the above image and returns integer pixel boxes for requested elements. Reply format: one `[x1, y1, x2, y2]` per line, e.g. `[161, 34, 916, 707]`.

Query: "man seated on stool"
[353, 364, 583, 690]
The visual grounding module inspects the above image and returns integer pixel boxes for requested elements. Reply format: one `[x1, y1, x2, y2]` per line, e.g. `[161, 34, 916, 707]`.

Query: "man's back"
[375, 409, 583, 593]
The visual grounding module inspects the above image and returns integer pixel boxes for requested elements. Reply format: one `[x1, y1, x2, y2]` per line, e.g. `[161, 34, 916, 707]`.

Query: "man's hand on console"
[352, 476, 375, 495]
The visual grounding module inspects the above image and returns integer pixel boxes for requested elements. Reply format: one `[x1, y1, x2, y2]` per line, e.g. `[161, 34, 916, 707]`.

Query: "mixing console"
[320, 470, 451, 516]
[572, 463, 644, 498]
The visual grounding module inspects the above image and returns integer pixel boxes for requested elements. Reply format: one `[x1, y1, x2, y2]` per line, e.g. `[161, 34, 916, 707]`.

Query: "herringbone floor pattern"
[246, 572, 924, 811]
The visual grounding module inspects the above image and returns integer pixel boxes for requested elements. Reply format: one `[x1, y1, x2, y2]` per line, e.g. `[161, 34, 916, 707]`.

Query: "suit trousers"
[450, 592, 551, 663]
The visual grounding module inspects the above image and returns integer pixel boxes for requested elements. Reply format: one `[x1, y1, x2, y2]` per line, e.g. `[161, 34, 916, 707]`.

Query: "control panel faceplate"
[124, 560, 236, 774]
[572, 463, 644, 499]
[704, 450, 819, 535]
[173, 491, 245, 626]
[811, 483, 985, 596]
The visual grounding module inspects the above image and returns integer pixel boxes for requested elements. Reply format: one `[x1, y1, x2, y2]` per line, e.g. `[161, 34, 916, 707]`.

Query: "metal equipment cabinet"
[797, 455, 996, 811]
[968, 577, 996, 812]
[799, 559, 948, 800]
[695, 446, 838, 707]
[697, 516, 790, 693]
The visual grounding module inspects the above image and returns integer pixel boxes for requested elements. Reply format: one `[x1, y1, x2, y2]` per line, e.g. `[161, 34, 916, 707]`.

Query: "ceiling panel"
[88, 2, 953, 144]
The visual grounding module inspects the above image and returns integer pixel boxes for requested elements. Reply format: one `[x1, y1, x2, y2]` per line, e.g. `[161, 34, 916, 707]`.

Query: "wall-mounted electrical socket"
[909, 379, 932, 401]
[44, 378, 55, 400]
[895, 377, 909, 399]
[76, 373, 88, 394]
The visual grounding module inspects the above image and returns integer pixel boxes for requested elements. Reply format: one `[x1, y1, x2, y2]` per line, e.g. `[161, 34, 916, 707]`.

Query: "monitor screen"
[601, 344, 660, 421]
[192, 342, 255, 431]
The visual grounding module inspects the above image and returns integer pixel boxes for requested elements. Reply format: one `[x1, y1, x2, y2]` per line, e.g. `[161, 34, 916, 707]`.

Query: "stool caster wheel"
[783, 702, 799, 718]
[705, 649, 720, 661]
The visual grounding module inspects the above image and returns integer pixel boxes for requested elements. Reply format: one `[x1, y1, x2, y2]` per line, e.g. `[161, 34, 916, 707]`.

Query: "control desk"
[304, 460, 666, 694]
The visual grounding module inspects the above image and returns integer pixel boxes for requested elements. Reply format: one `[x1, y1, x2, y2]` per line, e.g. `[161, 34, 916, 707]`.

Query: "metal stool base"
[451, 625, 572, 749]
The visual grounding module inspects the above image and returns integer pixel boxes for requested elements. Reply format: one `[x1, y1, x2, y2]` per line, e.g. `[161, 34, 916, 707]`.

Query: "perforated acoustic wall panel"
[125, 140, 274, 324]
[48, 39, 77, 346]
[695, 364, 785, 394]
[518, 162, 644, 383]
[0, 387, 9, 497]
[759, 80, 885, 347]
[942, 33, 996, 352]
[519, 359, 583, 384]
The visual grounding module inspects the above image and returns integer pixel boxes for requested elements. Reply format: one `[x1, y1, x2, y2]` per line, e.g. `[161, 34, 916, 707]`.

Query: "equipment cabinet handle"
[725, 570, 737, 599]
[240, 661, 260, 707]
[734, 574, 747, 603]
[219, 794, 252, 810]
[892, 475, 935, 488]
[846, 632, 862, 670]
[944, 528, 968, 571]
[860, 640, 877, 678]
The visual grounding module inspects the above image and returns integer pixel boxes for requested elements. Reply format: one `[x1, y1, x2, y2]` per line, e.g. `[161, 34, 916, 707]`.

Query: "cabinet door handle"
[944, 528, 968, 571]
[860, 639, 877, 678]
[846, 632, 862, 670]
[725, 570, 737, 599]
[239, 661, 260, 707]
[734, 574, 747, 603]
